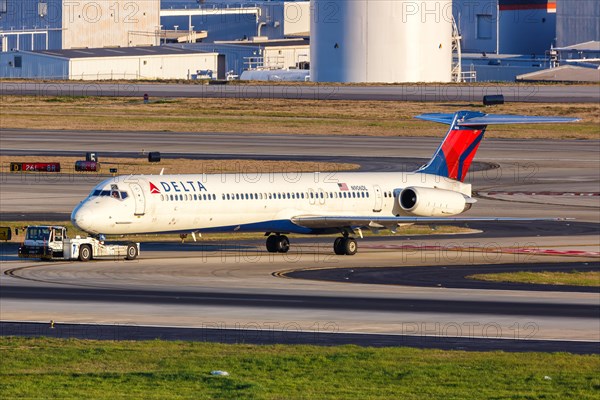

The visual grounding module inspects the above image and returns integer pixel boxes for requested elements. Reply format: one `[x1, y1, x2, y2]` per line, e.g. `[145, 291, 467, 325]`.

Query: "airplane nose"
[71, 203, 97, 234]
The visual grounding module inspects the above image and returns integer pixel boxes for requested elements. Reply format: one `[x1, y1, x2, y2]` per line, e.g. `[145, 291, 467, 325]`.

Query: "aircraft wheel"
[266, 235, 278, 253]
[333, 237, 345, 255]
[276, 235, 290, 253]
[343, 238, 358, 256]
[78, 245, 92, 262]
[125, 243, 138, 260]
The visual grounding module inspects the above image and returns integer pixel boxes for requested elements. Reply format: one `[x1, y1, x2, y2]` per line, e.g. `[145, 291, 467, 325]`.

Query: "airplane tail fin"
[415, 111, 580, 182]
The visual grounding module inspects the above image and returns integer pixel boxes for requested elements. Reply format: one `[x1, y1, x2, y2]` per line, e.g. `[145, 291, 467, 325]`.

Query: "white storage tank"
[311, 0, 453, 83]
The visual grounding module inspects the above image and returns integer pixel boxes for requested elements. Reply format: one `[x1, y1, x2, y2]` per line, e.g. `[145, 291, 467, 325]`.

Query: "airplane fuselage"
[72, 171, 471, 236]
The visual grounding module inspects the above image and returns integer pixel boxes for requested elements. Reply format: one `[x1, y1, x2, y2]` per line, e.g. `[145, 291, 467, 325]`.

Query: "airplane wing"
[291, 215, 569, 230]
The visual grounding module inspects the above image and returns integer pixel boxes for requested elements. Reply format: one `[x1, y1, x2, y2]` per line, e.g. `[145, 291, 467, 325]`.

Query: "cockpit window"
[92, 189, 128, 199]
[26, 227, 50, 241]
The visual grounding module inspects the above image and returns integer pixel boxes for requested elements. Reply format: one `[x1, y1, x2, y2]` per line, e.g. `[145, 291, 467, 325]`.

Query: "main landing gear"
[265, 233, 358, 255]
[333, 236, 357, 256]
[266, 234, 290, 253]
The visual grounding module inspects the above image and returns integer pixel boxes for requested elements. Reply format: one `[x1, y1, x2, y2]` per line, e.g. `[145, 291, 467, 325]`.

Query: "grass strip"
[2, 96, 598, 139]
[467, 271, 600, 287]
[0, 337, 598, 400]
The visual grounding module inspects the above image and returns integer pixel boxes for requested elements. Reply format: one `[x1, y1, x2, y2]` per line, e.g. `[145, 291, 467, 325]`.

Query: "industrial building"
[0, 46, 223, 80]
[454, 0, 557, 55]
[160, 1, 310, 42]
[0, 0, 161, 51]
[556, 0, 600, 47]
[1, 0, 598, 82]
[169, 38, 309, 79]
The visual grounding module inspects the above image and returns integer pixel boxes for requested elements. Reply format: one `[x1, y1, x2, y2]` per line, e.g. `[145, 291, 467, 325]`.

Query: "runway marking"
[3, 263, 130, 289]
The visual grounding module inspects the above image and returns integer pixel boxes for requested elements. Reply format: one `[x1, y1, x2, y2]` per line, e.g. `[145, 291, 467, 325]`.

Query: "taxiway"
[0, 130, 598, 352]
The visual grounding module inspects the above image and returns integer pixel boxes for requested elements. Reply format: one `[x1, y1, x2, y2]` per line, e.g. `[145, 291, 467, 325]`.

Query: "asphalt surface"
[3, 129, 598, 160]
[285, 262, 600, 293]
[2, 82, 599, 103]
[1, 283, 597, 318]
[3, 322, 598, 354]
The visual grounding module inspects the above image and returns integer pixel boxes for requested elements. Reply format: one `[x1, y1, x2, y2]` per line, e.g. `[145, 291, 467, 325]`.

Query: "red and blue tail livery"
[416, 111, 579, 182]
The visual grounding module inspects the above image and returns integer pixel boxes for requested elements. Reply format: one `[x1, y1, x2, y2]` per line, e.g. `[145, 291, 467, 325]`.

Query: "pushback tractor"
[18, 226, 139, 261]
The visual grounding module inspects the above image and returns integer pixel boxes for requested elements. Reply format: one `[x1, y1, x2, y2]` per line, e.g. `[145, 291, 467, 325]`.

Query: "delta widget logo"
[149, 182, 161, 194]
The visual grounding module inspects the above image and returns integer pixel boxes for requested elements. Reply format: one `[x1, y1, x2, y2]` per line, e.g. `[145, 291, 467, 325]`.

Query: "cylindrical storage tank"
[311, 0, 453, 83]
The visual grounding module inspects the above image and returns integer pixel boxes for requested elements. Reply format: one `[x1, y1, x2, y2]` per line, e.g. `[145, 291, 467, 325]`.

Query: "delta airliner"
[71, 111, 578, 255]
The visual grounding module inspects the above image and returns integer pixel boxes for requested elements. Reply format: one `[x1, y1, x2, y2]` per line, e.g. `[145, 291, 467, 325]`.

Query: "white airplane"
[71, 111, 578, 255]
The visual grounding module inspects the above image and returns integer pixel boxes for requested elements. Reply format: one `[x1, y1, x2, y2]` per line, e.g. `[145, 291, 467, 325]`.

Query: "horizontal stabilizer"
[416, 112, 580, 126]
